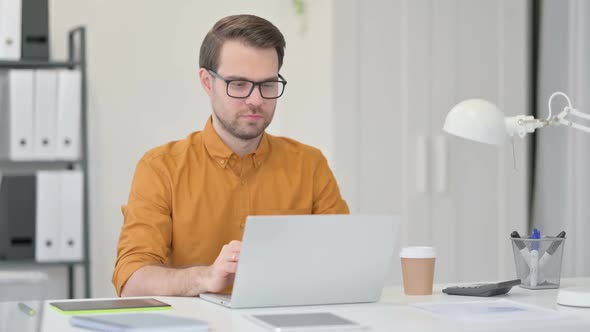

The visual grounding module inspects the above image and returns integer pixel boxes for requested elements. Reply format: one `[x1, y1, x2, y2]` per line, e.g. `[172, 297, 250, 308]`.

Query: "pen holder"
[510, 237, 565, 289]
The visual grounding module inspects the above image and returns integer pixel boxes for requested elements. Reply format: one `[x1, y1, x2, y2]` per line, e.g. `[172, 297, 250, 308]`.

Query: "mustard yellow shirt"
[112, 118, 349, 295]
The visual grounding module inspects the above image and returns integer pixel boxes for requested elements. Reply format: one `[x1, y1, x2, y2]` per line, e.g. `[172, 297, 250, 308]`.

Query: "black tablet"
[49, 298, 171, 315]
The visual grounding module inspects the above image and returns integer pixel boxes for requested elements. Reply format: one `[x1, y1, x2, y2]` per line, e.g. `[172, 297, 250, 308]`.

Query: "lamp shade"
[443, 99, 508, 145]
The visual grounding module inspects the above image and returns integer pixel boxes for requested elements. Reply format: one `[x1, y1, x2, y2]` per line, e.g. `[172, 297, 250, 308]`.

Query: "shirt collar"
[253, 130, 269, 164]
[203, 116, 234, 166]
[202, 116, 270, 168]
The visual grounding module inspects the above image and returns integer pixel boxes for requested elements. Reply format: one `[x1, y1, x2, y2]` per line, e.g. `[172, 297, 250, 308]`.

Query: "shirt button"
[220, 160, 225, 164]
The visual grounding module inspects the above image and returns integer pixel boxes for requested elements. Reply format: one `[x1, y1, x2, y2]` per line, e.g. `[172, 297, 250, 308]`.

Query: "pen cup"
[510, 237, 565, 289]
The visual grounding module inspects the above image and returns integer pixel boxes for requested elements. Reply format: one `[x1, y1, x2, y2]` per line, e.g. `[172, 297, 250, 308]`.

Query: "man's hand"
[120, 240, 243, 297]
[204, 240, 242, 293]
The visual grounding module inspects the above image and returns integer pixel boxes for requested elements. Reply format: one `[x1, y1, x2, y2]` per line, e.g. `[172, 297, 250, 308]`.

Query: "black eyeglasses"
[207, 70, 287, 99]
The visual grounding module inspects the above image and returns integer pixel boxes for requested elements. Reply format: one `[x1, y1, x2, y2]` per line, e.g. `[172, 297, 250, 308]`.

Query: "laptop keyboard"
[216, 293, 232, 302]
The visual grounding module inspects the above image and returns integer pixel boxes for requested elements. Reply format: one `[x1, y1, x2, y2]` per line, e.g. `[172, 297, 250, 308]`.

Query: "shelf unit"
[0, 27, 89, 298]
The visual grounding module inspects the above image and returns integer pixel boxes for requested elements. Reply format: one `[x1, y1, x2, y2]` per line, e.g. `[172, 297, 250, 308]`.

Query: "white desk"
[42, 278, 590, 332]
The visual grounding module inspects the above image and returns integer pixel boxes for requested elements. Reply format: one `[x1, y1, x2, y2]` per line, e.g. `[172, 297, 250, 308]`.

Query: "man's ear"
[199, 68, 213, 96]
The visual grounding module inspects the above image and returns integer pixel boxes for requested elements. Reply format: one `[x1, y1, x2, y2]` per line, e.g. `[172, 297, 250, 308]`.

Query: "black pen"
[511, 230, 526, 249]
[538, 231, 566, 268]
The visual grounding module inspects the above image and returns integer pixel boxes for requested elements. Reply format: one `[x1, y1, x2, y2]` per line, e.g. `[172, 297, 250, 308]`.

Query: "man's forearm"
[120, 264, 210, 297]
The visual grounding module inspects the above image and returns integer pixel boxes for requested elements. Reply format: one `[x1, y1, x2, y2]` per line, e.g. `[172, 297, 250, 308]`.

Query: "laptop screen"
[227, 214, 399, 308]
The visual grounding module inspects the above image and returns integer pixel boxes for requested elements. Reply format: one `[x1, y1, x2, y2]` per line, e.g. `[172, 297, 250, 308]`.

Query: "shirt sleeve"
[112, 158, 173, 296]
[311, 152, 350, 214]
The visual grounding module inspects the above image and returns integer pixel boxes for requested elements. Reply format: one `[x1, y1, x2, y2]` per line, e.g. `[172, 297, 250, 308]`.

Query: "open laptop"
[200, 214, 399, 308]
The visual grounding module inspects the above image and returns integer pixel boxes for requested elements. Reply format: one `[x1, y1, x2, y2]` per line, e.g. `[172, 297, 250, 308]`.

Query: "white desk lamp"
[443, 91, 590, 308]
[444, 92, 590, 144]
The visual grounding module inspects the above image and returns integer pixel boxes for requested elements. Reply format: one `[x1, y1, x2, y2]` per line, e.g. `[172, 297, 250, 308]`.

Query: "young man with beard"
[113, 14, 349, 297]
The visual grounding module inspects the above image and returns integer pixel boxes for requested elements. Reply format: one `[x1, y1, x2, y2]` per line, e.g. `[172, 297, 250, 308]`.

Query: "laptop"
[200, 214, 399, 308]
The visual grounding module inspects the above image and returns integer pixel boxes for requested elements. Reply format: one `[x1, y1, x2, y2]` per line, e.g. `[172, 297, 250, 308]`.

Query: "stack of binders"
[0, 0, 83, 265]
[0, 0, 50, 60]
[0, 171, 84, 262]
[0, 69, 82, 161]
[35, 170, 84, 262]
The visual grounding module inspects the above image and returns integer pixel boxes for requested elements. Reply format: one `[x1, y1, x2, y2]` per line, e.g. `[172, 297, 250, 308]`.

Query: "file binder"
[56, 70, 81, 160]
[0, 70, 35, 160]
[59, 170, 83, 261]
[0, 0, 22, 60]
[21, 0, 49, 60]
[33, 70, 57, 160]
[35, 171, 61, 262]
[0, 174, 36, 260]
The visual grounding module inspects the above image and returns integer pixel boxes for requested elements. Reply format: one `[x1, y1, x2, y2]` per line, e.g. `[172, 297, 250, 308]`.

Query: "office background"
[533, 0, 590, 278]
[2, 0, 585, 299]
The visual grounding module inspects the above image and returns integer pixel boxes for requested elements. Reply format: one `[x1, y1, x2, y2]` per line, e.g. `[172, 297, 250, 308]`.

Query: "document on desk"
[411, 300, 567, 322]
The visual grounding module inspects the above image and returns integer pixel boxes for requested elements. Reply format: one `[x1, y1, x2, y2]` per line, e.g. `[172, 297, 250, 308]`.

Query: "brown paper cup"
[400, 247, 436, 295]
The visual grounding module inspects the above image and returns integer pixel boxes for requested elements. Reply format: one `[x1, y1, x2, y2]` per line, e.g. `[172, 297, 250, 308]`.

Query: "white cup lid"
[400, 246, 436, 258]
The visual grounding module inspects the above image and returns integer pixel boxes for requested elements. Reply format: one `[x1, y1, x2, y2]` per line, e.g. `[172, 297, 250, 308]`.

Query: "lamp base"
[557, 287, 590, 308]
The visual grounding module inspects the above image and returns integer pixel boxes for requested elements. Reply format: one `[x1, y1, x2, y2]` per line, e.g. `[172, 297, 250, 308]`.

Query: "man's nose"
[245, 86, 264, 106]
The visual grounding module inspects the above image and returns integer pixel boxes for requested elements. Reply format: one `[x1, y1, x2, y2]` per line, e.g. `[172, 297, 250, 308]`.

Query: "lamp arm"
[568, 108, 590, 121]
[545, 91, 590, 133]
[556, 107, 590, 133]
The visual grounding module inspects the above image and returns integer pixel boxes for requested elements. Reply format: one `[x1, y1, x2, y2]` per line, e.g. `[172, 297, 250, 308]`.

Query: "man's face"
[205, 40, 280, 141]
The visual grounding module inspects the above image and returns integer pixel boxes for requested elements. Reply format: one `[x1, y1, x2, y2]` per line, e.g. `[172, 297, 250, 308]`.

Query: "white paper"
[412, 300, 567, 322]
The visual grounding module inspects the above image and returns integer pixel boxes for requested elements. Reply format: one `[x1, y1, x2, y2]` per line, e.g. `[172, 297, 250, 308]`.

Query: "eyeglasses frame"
[207, 69, 287, 99]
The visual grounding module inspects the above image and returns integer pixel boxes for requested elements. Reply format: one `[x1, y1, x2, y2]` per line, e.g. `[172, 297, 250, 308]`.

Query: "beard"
[213, 107, 274, 141]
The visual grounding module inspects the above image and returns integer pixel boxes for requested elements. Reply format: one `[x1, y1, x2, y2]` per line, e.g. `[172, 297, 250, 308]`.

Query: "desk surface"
[42, 278, 590, 332]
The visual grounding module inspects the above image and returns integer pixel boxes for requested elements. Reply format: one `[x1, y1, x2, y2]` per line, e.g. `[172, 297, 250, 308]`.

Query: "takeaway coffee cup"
[400, 246, 436, 295]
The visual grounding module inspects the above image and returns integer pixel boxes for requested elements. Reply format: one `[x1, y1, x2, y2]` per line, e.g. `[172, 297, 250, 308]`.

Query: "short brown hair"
[199, 14, 286, 71]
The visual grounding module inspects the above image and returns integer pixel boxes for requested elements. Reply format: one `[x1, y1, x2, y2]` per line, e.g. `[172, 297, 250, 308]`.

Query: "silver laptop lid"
[230, 214, 399, 308]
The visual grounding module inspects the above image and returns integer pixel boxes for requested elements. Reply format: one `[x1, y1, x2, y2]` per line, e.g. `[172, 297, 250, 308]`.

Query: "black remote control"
[442, 279, 521, 297]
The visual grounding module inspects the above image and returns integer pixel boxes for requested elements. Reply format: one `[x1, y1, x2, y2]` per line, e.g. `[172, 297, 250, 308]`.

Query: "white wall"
[534, 0, 590, 277]
[50, 0, 337, 297]
[335, 0, 530, 284]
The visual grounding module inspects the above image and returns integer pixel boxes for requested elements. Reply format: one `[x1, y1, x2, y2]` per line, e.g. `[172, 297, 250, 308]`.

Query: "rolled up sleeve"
[112, 158, 172, 296]
[311, 152, 350, 214]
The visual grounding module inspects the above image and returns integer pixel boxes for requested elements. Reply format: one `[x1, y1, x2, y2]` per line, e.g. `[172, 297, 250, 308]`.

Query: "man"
[112, 14, 349, 297]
